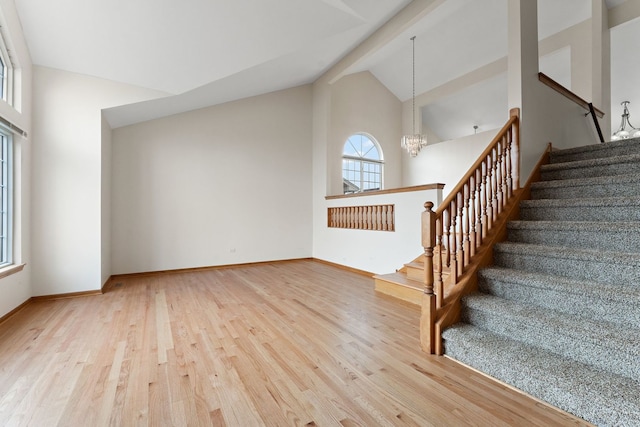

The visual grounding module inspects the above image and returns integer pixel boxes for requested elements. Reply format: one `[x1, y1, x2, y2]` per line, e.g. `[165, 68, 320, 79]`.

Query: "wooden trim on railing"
[326, 183, 444, 200]
[538, 73, 604, 118]
[435, 111, 519, 216]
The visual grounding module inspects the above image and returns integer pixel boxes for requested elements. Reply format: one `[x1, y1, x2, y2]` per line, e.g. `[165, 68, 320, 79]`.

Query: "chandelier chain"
[411, 35, 416, 134]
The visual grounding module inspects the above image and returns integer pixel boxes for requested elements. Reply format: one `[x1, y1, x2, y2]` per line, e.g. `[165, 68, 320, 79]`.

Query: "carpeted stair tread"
[493, 242, 640, 286]
[519, 196, 640, 221]
[478, 267, 640, 327]
[549, 137, 640, 163]
[506, 220, 640, 252]
[541, 153, 640, 180]
[531, 173, 640, 199]
[461, 294, 640, 379]
[442, 325, 640, 427]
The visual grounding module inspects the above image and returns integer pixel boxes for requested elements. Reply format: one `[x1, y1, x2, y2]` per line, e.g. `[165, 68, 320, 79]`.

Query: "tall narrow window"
[342, 133, 383, 194]
[0, 28, 13, 104]
[0, 54, 5, 101]
[0, 129, 11, 266]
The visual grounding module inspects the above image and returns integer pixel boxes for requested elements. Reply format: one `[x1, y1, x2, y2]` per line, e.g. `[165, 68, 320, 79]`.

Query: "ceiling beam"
[609, 1, 640, 28]
[321, 0, 445, 85]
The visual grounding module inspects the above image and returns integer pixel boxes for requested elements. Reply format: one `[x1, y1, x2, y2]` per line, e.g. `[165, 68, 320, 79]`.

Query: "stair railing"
[538, 72, 605, 144]
[420, 108, 520, 354]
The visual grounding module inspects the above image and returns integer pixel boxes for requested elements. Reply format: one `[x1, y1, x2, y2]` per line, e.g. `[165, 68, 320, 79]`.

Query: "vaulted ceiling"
[13, 0, 640, 136]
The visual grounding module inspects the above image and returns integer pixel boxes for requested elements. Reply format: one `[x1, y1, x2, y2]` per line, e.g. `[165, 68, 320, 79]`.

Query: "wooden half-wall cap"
[326, 183, 445, 200]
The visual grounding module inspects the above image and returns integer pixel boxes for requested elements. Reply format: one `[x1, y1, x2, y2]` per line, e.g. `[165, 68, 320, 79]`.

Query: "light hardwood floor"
[0, 260, 590, 426]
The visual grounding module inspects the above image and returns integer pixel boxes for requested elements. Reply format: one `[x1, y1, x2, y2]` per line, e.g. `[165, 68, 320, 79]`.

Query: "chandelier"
[611, 101, 640, 141]
[401, 36, 427, 157]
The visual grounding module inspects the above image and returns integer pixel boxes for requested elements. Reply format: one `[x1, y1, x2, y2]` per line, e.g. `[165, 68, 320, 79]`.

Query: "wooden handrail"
[420, 108, 521, 355]
[538, 72, 605, 118]
[326, 183, 444, 200]
[435, 111, 520, 216]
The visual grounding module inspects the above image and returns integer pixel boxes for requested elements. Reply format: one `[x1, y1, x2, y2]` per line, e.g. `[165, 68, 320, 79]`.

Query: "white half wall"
[31, 66, 166, 296]
[111, 85, 313, 275]
[317, 187, 443, 274]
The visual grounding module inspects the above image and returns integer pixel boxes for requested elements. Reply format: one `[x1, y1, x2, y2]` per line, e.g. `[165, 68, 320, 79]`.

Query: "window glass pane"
[341, 134, 383, 194]
[0, 132, 9, 265]
[0, 53, 5, 100]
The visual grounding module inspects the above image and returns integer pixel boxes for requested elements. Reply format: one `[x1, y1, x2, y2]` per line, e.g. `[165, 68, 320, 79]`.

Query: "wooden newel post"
[421, 202, 435, 294]
[420, 201, 437, 354]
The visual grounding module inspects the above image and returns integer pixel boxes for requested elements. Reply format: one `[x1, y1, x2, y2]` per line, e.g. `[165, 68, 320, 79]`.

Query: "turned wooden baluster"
[490, 149, 500, 221]
[456, 192, 465, 276]
[434, 217, 444, 308]
[370, 206, 375, 230]
[505, 133, 513, 198]
[462, 182, 471, 266]
[442, 209, 451, 270]
[468, 175, 477, 257]
[365, 206, 370, 230]
[449, 200, 458, 284]
[474, 169, 484, 247]
[495, 143, 504, 213]
[500, 138, 508, 209]
[482, 160, 491, 234]
[421, 202, 436, 354]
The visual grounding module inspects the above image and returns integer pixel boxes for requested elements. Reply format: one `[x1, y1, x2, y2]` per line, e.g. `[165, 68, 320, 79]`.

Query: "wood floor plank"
[0, 260, 592, 426]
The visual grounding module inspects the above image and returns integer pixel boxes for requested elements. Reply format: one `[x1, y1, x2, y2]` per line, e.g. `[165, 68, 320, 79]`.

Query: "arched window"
[342, 133, 383, 194]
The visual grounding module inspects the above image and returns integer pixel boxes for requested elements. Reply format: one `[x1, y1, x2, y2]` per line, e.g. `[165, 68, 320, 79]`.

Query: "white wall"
[317, 188, 442, 274]
[402, 129, 498, 197]
[111, 85, 313, 275]
[101, 115, 112, 287]
[0, 0, 32, 317]
[328, 71, 402, 196]
[31, 66, 166, 296]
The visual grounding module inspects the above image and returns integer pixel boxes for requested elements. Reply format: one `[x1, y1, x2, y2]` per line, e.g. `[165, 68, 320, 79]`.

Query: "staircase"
[442, 137, 640, 427]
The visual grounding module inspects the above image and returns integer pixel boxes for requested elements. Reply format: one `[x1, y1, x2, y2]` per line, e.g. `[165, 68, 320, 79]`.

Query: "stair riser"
[405, 266, 423, 281]
[492, 250, 640, 286]
[460, 306, 638, 379]
[477, 276, 640, 328]
[541, 161, 640, 181]
[519, 205, 640, 221]
[531, 180, 640, 199]
[506, 227, 640, 253]
[373, 278, 421, 306]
